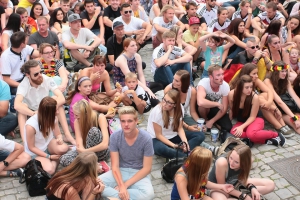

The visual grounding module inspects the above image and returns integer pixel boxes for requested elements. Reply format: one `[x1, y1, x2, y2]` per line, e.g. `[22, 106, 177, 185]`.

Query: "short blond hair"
[160, 5, 174, 16]
[125, 72, 138, 81]
[162, 31, 176, 39]
[118, 106, 138, 119]
[208, 65, 222, 76]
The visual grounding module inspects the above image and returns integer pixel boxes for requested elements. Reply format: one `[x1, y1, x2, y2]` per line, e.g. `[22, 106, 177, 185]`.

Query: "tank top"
[113, 54, 138, 87]
[170, 83, 192, 115]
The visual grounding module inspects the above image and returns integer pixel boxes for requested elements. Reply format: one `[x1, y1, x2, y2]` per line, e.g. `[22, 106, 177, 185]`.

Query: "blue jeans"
[0, 150, 9, 161]
[152, 131, 205, 159]
[228, 38, 254, 59]
[99, 168, 154, 200]
[154, 62, 193, 87]
[223, 1, 240, 9]
[0, 112, 18, 136]
[202, 69, 209, 79]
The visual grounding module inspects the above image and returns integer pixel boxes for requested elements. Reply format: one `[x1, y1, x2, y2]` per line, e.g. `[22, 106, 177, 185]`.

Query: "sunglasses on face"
[33, 70, 43, 77]
[249, 45, 259, 49]
[124, 10, 132, 14]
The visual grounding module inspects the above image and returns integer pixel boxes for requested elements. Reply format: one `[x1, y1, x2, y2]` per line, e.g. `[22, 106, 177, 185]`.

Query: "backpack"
[20, 159, 51, 197]
[108, 118, 122, 134]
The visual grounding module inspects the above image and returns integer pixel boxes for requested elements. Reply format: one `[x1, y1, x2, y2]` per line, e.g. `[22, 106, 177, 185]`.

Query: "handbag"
[161, 141, 188, 183]
[20, 159, 51, 197]
[108, 118, 122, 134]
[279, 93, 300, 113]
[233, 180, 266, 200]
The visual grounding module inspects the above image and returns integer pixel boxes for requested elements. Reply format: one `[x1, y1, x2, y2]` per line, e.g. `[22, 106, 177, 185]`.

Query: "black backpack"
[20, 159, 51, 197]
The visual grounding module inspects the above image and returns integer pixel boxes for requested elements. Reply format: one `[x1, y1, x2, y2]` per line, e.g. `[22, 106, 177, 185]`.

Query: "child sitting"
[121, 72, 151, 114]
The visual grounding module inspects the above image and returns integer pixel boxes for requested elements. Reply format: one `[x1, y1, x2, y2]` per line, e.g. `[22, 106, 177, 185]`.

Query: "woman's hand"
[92, 181, 105, 195]
[220, 184, 234, 193]
[146, 88, 157, 99]
[76, 145, 86, 153]
[232, 126, 244, 137]
[251, 188, 261, 200]
[274, 108, 282, 120]
[117, 185, 129, 200]
[56, 137, 64, 145]
[180, 141, 190, 152]
[57, 85, 66, 93]
[90, 71, 100, 82]
[50, 154, 60, 160]
[188, 124, 199, 131]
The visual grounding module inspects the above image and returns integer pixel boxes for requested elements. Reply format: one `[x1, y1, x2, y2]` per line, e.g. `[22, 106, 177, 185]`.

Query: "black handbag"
[161, 141, 188, 183]
[279, 93, 300, 112]
[20, 159, 51, 197]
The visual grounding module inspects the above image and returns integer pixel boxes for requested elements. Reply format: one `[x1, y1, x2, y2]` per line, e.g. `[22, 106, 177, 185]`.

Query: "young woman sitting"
[228, 75, 285, 146]
[24, 97, 69, 175]
[60, 99, 109, 167]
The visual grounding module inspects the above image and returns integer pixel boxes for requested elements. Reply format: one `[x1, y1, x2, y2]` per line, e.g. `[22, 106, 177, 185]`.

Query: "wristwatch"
[2, 160, 9, 167]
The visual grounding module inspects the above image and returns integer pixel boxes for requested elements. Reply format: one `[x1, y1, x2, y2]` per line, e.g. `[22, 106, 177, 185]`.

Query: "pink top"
[69, 93, 89, 131]
[92, 81, 102, 92]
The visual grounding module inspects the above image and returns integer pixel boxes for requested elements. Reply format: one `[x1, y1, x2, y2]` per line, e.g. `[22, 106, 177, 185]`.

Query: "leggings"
[149, 82, 164, 94]
[230, 117, 278, 144]
[60, 127, 109, 167]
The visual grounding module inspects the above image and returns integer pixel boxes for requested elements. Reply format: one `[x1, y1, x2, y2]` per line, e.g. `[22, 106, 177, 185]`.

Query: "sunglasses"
[249, 45, 259, 49]
[33, 70, 43, 77]
[162, 98, 175, 106]
[124, 10, 132, 14]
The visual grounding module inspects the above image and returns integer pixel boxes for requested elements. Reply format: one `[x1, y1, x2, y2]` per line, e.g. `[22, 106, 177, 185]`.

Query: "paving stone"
[0, 191, 5, 197]
[4, 189, 17, 195]
[153, 184, 168, 193]
[287, 186, 300, 195]
[275, 148, 288, 154]
[257, 145, 278, 152]
[274, 178, 291, 189]
[260, 170, 275, 178]
[263, 192, 281, 200]
[283, 152, 296, 158]
[15, 191, 30, 199]
[0, 195, 16, 200]
[275, 188, 294, 199]
[0, 182, 13, 190]
[151, 170, 163, 179]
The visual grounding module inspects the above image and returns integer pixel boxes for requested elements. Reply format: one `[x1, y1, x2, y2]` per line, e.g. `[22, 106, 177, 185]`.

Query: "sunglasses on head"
[124, 10, 132, 14]
[249, 45, 259, 49]
[33, 70, 43, 77]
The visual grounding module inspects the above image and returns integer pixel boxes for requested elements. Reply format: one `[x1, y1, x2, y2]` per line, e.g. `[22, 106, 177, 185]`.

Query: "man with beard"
[0, 32, 39, 112]
[14, 60, 76, 145]
[197, 65, 232, 133]
[224, 37, 262, 83]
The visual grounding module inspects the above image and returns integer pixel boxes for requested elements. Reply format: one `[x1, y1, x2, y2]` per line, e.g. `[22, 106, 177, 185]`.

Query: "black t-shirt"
[106, 34, 126, 60]
[103, 6, 120, 41]
[180, 14, 206, 29]
[80, 10, 101, 30]
[0, 6, 5, 32]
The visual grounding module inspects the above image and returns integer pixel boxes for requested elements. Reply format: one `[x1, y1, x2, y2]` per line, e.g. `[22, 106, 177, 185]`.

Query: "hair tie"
[78, 76, 90, 85]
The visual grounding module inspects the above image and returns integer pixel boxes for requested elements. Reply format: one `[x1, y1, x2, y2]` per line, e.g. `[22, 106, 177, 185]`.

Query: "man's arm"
[81, 9, 101, 29]
[62, 40, 91, 50]
[251, 17, 263, 32]
[14, 94, 36, 116]
[123, 156, 152, 188]
[108, 55, 115, 65]
[52, 88, 66, 107]
[2, 76, 20, 88]
[103, 16, 113, 27]
[176, 20, 185, 32]
[208, 95, 228, 124]
[153, 23, 169, 34]
[173, 52, 192, 64]
[31, 49, 40, 58]
[0, 142, 23, 172]
[153, 46, 172, 67]
[197, 86, 220, 108]
[141, 22, 152, 39]
[30, 44, 38, 50]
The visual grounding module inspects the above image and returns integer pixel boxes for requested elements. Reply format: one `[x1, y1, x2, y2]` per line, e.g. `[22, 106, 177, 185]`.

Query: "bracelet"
[247, 183, 257, 190]
[238, 192, 247, 200]
[46, 154, 50, 159]
[291, 115, 299, 122]
[248, 13, 252, 14]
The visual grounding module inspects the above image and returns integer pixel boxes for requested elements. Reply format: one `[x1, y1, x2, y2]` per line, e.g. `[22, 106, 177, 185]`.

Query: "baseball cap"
[188, 17, 200, 25]
[113, 21, 124, 29]
[68, 13, 82, 23]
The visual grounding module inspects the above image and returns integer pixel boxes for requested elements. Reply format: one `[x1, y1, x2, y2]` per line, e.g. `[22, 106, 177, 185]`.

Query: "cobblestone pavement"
[1, 44, 300, 199]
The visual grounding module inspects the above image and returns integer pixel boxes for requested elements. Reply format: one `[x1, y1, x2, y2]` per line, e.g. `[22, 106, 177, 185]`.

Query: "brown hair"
[208, 64, 222, 76]
[16, 7, 28, 15]
[160, 5, 174, 17]
[93, 55, 106, 66]
[185, 1, 197, 10]
[162, 30, 176, 39]
[37, 16, 49, 24]
[39, 43, 54, 54]
[46, 152, 98, 199]
[227, 144, 252, 185]
[217, 7, 227, 15]
[184, 147, 212, 195]
[175, 70, 190, 93]
[20, 60, 40, 75]
[72, 100, 98, 147]
[162, 89, 182, 132]
[229, 63, 257, 90]
[266, 1, 277, 10]
[231, 75, 254, 119]
[269, 61, 289, 95]
[66, 77, 91, 105]
[239, 0, 250, 7]
[227, 18, 244, 41]
[38, 97, 57, 138]
[123, 37, 136, 51]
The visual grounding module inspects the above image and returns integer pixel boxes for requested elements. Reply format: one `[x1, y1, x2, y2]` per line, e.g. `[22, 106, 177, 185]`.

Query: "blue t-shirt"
[0, 80, 10, 101]
[109, 128, 154, 170]
[203, 46, 224, 71]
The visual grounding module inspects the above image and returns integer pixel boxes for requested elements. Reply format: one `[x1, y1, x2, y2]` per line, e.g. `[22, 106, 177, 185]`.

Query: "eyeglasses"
[162, 98, 175, 106]
[43, 51, 55, 55]
[124, 10, 132, 14]
[249, 45, 259, 49]
[33, 70, 43, 77]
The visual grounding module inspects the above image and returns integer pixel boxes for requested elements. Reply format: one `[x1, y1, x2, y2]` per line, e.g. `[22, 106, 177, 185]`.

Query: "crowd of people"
[1, 0, 300, 198]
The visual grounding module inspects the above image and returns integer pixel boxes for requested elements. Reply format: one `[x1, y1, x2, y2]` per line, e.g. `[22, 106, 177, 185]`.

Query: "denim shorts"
[31, 149, 50, 159]
[0, 150, 10, 161]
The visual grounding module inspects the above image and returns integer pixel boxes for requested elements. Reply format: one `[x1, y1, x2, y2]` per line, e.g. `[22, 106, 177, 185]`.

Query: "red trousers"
[230, 117, 278, 144]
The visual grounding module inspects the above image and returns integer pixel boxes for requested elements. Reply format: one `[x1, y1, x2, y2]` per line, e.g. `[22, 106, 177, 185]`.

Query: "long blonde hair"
[46, 152, 98, 199]
[72, 99, 98, 147]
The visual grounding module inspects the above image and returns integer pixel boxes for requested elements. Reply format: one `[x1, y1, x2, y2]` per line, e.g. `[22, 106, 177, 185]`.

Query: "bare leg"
[17, 112, 28, 142]
[57, 106, 76, 145]
[247, 178, 275, 195]
[70, 49, 91, 67]
[283, 114, 300, 134]
[198, 106, 210, 120]
[35, 157, 58, 175]
[0, 152, 31, 176]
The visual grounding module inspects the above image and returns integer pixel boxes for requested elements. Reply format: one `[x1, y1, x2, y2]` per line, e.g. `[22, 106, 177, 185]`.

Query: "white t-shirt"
[152, 16, 179, 36]
[16, 74, 58, 111]
[151, 43, 185, 74]
[147, 104, 184, 139]
[122, 85, 151, 107]
[112, 16, 144, 32]
[232, 11, 253, 22]
[0, 45, 34, 82]
[24, 114, 54, 156]
[207, 18, 231, 33]
[197, 78, 230, 103]
[62, 27, 96, 52]
[197, 5, 218, 25]
[0, 135, 15, 152]
[258, 11, 284, 25]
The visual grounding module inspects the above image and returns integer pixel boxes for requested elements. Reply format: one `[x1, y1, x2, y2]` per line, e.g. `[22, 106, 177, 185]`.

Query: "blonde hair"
[160, 5, 174, 16]
[125, 72, 138, 81]
[72, 99, 98, 147]
[162, 31, 176, 39]
[118, 106, 138, 119]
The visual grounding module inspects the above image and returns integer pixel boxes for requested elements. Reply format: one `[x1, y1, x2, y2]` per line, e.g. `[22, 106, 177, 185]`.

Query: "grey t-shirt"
[110, 128, 154, 170]
[28, 31, 59, 47]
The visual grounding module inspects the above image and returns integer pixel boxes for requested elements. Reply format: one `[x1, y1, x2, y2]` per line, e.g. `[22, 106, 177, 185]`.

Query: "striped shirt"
[232, 11, 253, 22]
[257, 11, 284, 25]
[207, 18, 231, 33]
[197, 5, 218, 25]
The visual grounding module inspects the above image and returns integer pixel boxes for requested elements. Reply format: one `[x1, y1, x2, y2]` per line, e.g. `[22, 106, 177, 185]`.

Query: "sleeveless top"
[92, 81, 103, 93]
[208, 156, 241, 185]
[171, 164, 207, 200]
[113, 54, 138, 87]
[170, 83, 192, 115]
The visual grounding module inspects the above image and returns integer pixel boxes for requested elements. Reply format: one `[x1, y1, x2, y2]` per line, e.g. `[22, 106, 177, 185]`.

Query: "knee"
[142, 188, 155, 200]
[266, 179, 275, 192]
[43, 163, 56, 175]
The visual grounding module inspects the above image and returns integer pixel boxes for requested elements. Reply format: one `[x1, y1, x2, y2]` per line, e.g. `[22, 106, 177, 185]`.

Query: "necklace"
[41, 58, 56, 77]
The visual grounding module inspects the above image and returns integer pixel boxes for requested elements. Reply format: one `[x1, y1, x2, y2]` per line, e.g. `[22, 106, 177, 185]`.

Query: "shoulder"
[215, 156, 228, 168]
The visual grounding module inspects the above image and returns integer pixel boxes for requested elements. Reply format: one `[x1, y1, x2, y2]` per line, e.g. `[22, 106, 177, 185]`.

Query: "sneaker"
[213, 146, 220, 157]
[279, 125, 295, 138]
[8, 168, 23, 177]
[266, 137, 280, 146]
[277, 132, 286, 147]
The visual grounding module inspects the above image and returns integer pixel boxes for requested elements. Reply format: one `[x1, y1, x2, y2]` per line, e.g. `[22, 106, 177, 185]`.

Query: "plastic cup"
[197, 118, 205, 131]
[211, 128, 219, 143]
